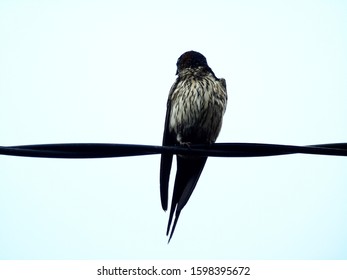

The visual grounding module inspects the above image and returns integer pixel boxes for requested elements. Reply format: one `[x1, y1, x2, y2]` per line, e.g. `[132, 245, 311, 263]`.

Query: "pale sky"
[1, 0, 347, 259]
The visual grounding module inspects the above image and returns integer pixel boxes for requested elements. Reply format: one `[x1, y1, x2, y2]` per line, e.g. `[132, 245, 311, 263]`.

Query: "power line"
[0, 142, 347, 159]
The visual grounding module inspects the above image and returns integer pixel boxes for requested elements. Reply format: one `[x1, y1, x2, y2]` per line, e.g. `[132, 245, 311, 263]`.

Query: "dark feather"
[160, 82, 177, 211]
[166, 156, 207, 241]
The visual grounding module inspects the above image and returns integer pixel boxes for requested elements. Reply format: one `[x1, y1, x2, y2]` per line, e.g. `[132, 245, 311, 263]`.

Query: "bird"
[160, 50, 227, 242]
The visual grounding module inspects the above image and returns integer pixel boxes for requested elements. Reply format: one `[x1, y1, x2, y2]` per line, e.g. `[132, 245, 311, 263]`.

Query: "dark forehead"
[177, 51, 207, 68]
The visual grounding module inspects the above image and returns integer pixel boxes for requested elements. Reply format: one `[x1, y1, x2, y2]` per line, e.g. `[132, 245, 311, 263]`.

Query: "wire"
[0, 142, 347, 159]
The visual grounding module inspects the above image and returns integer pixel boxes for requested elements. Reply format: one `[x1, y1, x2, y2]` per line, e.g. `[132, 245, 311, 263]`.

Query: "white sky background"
[1, 0, 347, 259]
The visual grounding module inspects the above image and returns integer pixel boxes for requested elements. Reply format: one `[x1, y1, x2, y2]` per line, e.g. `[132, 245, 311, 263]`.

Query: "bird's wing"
[166, 155, 208, 242]
[219, 78, 227, 93]
[160, 84, 177, 211]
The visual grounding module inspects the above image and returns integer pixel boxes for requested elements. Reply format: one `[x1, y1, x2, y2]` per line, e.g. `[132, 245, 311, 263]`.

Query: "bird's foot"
[179, 141, 192, 149]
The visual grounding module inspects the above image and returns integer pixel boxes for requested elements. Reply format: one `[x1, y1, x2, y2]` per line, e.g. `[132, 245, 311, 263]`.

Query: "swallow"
[160, 51, 227, 242]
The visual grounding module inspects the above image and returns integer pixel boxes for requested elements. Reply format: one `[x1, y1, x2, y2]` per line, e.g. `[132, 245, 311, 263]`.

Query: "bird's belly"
[169, 92, 224, 144]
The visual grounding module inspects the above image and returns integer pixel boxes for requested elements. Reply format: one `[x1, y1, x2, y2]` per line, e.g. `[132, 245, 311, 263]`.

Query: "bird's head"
[176, 51, 212, 75]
